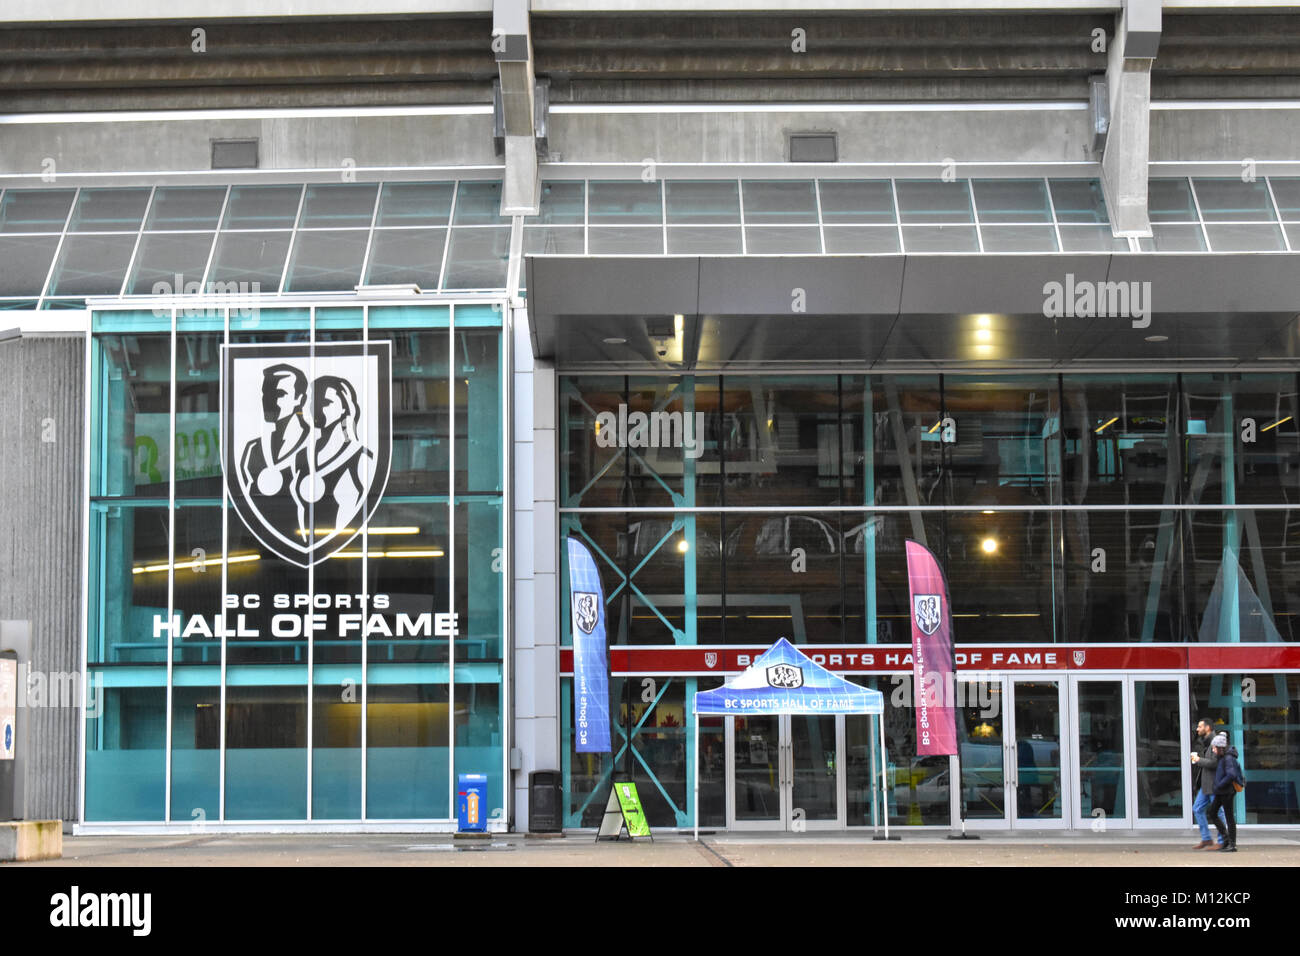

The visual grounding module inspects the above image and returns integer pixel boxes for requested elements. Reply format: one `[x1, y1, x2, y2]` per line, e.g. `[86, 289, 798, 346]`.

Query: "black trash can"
[529, 770, 562, 833]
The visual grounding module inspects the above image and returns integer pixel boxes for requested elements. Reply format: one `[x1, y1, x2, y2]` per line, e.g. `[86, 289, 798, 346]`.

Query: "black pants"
[1209, 792, 1237, 847]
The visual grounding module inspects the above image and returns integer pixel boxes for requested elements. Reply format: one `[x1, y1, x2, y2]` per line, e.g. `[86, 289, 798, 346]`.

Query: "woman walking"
[1208, 733, 1245, 852]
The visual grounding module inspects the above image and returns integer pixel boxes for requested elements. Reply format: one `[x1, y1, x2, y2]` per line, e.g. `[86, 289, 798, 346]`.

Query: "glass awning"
[3, 176, 1297, 311]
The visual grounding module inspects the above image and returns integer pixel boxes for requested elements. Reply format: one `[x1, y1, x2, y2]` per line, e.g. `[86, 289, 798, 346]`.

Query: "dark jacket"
[1195, 736, 1220, 795]
[1213, 747, 1244, 795]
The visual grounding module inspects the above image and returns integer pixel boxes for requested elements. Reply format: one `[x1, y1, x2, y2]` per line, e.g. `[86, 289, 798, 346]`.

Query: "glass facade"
[85, 302, 505, 823]
[560, 371, 1300, 828]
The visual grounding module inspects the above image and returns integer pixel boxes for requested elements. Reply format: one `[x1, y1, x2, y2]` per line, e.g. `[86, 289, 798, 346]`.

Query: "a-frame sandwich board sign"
[596, 779, 653, 841]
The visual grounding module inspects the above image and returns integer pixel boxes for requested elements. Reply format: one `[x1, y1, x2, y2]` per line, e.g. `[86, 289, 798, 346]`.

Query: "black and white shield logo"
[914, 594, 943, 636]
[573, 592, 600, 635]
[222, 341, 392, 567]
[766, 664, 803, 689]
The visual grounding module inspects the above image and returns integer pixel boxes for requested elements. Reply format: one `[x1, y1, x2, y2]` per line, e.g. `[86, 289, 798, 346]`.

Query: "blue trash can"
[457, 773, 488, 832]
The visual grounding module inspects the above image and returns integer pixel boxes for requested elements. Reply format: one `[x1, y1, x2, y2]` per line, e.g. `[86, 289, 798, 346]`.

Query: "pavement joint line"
[696, 839, 734, 867]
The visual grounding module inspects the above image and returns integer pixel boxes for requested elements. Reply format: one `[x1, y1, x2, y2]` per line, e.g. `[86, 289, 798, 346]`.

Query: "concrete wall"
[0, 336, 84, 824]
[510, 307, 560, 831]
[0, 114, 499, 182]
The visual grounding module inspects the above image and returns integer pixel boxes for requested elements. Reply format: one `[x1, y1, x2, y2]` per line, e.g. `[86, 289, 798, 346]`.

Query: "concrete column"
[1101, 0, 1162, 237]
[511, 306, 559, 830]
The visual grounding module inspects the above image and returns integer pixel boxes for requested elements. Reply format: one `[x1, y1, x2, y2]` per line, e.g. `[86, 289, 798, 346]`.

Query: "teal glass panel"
[376, 182, 454, 226]
[454, 328, 501, 493]
[1049, 179, 1109, 224]
[366, 683, 451, 818]
[1204, 223, 1286, 251]
[364, 228, 445, 288]
[822, 226, 899, 253]
[85, 682, 166, 821]
[443, 227, 509, 288]
[209, 231, 292, 292]
[1270, 177, 1300, 219]
[127, 233, 216, 295]
[92, 308, 171, 333]
[365, 500, 450, 664]
[529, 181, 585, 224]
[742, 180, 818, 224]
[587, 181, 662, 225]
[88, 502, 169, 665]
[896, 180, 975, 224]
[174, 331, 223, 497]
[980, 224, 1058, 251]
[299, 183, 378, 228]
[455, 497, 503, 660]
[1138, 224, 1207, 252]
[170, 684, 219, 823]
[0, 236, 58, 296]
[283, 229, 369, 292]
[817, 180, 895, 224]
[231, 306, 310, 333]
[368, 304, 450, 330]
[48, 234, 136, 296]
[313, 683, 361, 819]
[316, 306, 364, 330]
[171, 504, 225, 664]
[68, 188, 151, 232]
[224, 685, 308, 819]
[145, 186, 227, 230]
[452, 182, 508, 225]
[1191, 178, 1275, 222]
[453, 681, 504, 822]
[92, 333, 172, 497]
[1148, 178, 1199, 222]
[971, 178, 1052, 223]
[665, 181, 740, 224]
[453, 303, 504, 328]
[370, 327, 449, 494]
[0, 188, 75, 233]
[221, 185, 303, 229]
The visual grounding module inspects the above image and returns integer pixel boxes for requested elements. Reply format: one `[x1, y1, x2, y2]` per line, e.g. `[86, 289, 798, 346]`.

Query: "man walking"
[1190, 718, 1226, 849]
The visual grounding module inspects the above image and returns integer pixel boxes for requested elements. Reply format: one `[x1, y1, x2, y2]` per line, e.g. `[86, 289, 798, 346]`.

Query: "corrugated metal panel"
[0, 336, 84, 824]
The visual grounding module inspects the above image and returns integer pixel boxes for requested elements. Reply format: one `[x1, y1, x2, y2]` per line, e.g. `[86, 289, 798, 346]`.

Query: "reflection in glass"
[1013, 681, 1062, 821]
[790, 715, 839, 822]
[734, 715, 781, 822]
[1077, 681, 1125, 819]
[959, 680, 1005, 819]
[1135, 680, 1182, 819]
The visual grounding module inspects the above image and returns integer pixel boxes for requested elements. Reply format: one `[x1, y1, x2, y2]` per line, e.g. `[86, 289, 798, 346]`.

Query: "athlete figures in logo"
[239, 365, 374, 545]
[300, 375, 373, 536]
[240, 364, 311, 539]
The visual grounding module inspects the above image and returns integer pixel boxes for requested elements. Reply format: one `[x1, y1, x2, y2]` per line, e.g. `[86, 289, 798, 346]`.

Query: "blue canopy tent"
[692, 638, 887, 839]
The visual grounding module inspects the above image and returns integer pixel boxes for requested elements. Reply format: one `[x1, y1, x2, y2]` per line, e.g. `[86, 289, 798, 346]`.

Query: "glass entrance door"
[957, 676, 1068, 829]
[727, 714, 844, 829]
[1069, 675, 1191, 830]
[1009, 679, 1068, 827]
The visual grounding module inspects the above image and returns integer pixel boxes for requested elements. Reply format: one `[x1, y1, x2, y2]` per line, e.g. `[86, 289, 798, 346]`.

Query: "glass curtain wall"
[559, 371, 1300, 827]
[86, 301, 505, 823]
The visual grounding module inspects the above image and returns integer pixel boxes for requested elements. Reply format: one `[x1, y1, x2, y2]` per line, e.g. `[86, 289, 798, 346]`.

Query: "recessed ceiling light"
[602, 337, 626, 345]
[1145, 335, 1168, 342]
